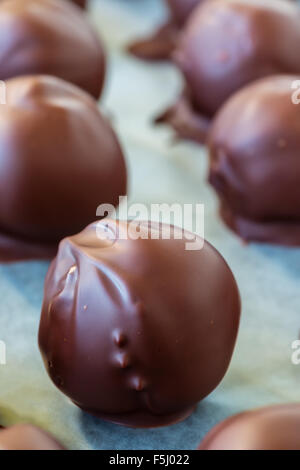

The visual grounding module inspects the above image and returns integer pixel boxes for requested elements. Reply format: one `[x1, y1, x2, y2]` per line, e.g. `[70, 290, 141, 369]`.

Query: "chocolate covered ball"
[159, 0, 300, 143]
[39, 219, 240, 428]
[209, 75, 300, 246]
[198, 404, 300, 450]
[128, 0, 201, 61]
[0, 0, 105, 98]
[0, 75, 126, 261]
[0, 424, 64, 450]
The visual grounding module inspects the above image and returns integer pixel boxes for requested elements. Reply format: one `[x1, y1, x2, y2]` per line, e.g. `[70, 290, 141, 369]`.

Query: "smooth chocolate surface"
[0, 75, 127, 261]
[0, 424, 64, 450]
[0, 0, 105, 98]
[198, 404, 300, 450]
[208, 75, 300, 246]
[128, 0, 201, 61]
[39, 219, 240, 428]
[160, 0, 300, 142]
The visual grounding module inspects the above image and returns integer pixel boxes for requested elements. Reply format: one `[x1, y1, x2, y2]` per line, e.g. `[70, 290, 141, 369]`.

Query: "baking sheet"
[0, 0, 300, 450]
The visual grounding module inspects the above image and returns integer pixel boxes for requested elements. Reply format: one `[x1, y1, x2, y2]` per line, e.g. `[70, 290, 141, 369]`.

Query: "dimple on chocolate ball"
[208, 75, 300, 246]
[0, 75, 126, 260]
[0, 424, 64, 450]
[0, 0, 105, 98]
[198, 404, 300, 450]
[39, 219, 240, 428]
[159, 0, 300, 142]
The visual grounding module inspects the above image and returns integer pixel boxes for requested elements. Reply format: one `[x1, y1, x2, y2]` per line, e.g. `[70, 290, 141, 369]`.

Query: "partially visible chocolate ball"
[0, 424, 64, 450]
[0, 0, 105, 98]
[198, 404, 300, 450]
[39, 219, 241, 428]
[128, 0, 201, 61]
[208, 75, 300, 246]
[159, 0, 300, 142]
[166, 0, 201, 25]
[0, 75, 127, 261]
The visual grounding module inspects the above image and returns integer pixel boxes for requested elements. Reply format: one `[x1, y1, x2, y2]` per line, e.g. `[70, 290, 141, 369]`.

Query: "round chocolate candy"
[0, 0, 105, 98]
[39, 219, 241, 428]
[198, 404, 300, 450]
[0, 75, 126, 261]
[159, 0, 300, 142]
[0, 424, 64, 450]
[208, 75, 300, 246]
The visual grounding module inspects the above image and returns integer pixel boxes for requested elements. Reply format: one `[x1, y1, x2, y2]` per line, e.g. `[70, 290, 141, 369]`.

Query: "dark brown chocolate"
[198, 404, 300, 450]
[39, 219, 240, 428]
[0, 0, 105, 98]
[159, 0, 300, 142]
[208, 75, 300, 246]
[0, 424, 64, 450]
[71, 0, 86, 7]
[128, 0, 201, 61]
[0, 75, 127, 261]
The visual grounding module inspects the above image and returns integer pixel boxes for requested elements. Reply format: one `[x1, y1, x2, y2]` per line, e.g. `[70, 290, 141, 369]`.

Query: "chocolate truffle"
[0, 75, 126, 261]
[198, 404, 300, 450]
[208, 75, 300, 246]
[39, 219, 240, 428]
[0, 424, 64, 450]
[158, 0, 300, 143]
[0, 0, 105, 98]
[128, 0, 201, 61]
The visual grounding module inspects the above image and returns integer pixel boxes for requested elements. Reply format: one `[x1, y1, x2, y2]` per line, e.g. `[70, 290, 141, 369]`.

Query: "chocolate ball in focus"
[208, 75, 300, 246]
[0, 0, 105, 98]
[39, 219, 240, 428]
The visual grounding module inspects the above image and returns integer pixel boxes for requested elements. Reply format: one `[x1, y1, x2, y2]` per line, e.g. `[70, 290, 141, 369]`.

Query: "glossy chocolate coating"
[0, 0, 104, 98]
[198, 404, 300, 450]
[0, 424, 64, 450]
[128, 0, 201, 61]
[39, 219, 240, 428]
[208, 75, 300, 246]
[160, 0, 300, 142]
[0, 75, 126, 261]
